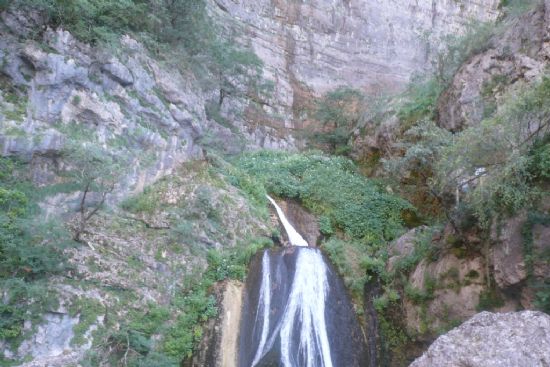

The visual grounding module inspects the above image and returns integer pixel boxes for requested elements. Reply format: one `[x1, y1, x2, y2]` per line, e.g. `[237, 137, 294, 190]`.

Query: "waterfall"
[239, 196, 367, 367]
[266, 195, 309, 247]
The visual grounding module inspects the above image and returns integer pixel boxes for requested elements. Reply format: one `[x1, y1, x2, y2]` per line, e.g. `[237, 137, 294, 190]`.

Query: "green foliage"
[70, 298, 104, 346]
[234, 150, 412, 245]
[0, 78, 28, 122]
[0, 157, 71, 347]
[318, 215, 334, 236]
[522, 211, 550, 313]
[163, 237, 272, 359]
[120, 185, 160, 214]
[309, 87, 364, 155]
[499, 0, 538, 16]
[322, 238, 369, 297]
[397, 20, 497, 127]
[398, 77, 444, 125]
[404, 281, 435, 305]
[384, 120, 452, 179]
[477, 288, 505, 311]
[435, 77, 550, 227]
[97, 303, 174, 366]
[9, 0, 147, 44]
[391, 227, 440, 275]
[529, 135, 550, 180]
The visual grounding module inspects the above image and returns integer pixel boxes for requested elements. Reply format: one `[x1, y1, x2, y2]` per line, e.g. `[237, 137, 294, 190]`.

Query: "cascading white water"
[266, 195, 309, 247]
[278, 249, 333, 367]
[239, 196, 366, 367]
[246, 197, 333, 367]
[250, 249, 333, 367]
[251, 252, 272, 367]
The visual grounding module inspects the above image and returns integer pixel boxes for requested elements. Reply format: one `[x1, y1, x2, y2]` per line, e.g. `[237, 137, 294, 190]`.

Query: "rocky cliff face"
[1, 1, 547, 366]
[210, 0, 500, 126]
[438, 0, 550, 132]
[0, 8, 295, 208]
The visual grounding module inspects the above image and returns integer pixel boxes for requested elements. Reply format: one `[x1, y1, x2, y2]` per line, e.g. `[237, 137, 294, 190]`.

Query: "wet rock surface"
[276, 199, 320, 247]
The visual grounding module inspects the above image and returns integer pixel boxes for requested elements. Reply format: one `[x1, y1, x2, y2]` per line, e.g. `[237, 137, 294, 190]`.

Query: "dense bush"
[434, 77, 550, 227]
[233, 150, 412, 245]
[8, 0, 200, 47]
[0, 158, 71, 345]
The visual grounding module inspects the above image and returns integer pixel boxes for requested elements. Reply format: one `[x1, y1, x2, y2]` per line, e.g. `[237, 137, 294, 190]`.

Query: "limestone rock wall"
[0, 8, 295, 210]
[210, 0, 500, 126]
[438, 0, 550, 132]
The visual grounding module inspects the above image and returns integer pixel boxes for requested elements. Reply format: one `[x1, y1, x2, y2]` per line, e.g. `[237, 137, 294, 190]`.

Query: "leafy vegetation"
[62, 142, 126, 241]
[0, 157, 72, 350]
[375, 6, 550, 359]
[233, 150, 412, 245]
[225, 149, 413, 315]
[163, 238, 271, 360]
[435, 77, 550, 228]
[522, 211, 550, 314]
[308, 87, 364, 155]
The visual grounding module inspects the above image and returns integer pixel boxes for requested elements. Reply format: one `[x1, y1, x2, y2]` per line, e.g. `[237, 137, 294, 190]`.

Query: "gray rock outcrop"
[410, 311, 550, 367]
[0, 8, 295, 208]
[438, 0, 550, 132]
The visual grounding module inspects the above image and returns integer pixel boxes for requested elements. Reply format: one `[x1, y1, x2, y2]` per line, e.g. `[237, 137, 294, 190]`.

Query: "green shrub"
[163, 237, 272, 359]
[0, 157, 71, 346]
[477, 288, 505, 311]
[435, 77, 550, 227]
[529, 135, 550, 180]
[234, 150, 412, 245]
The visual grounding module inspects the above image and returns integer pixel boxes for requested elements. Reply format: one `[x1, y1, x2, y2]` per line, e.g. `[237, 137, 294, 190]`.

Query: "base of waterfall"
[239, 247, 367, 367]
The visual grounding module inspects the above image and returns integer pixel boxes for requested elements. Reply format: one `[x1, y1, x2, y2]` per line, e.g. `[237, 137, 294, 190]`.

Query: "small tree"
[63, 142, 123, 242]
[310, 87, 364, 155]
[434, 76, 550, 228]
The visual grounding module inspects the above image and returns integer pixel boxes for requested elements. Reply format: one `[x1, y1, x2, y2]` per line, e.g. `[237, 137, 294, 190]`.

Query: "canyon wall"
[210, 0, 500, 126]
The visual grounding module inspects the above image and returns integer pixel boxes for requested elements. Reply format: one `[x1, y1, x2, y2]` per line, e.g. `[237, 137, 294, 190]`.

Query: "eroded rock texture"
[410, 311, 550, 367]
[210, 0, 499, 126]
[438, 0, 550, 131]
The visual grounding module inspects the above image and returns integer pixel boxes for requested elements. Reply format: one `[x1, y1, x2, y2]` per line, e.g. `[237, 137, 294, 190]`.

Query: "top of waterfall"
[266, 195, 309, 247]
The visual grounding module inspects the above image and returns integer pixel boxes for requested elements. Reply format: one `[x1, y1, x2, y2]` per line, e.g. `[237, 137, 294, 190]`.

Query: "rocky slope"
[0, 7, 295, 206]
[355, 1, 550, 364]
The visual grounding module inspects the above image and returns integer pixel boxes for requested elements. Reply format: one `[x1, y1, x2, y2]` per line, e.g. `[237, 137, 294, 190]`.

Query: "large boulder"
[410, 311, 550, 367]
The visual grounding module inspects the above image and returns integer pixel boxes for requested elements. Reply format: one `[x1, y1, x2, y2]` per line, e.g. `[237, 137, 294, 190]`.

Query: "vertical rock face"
[192, 281, 244, 367]
[438, 1, 550, 132]
[210, 0, 500, 125]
